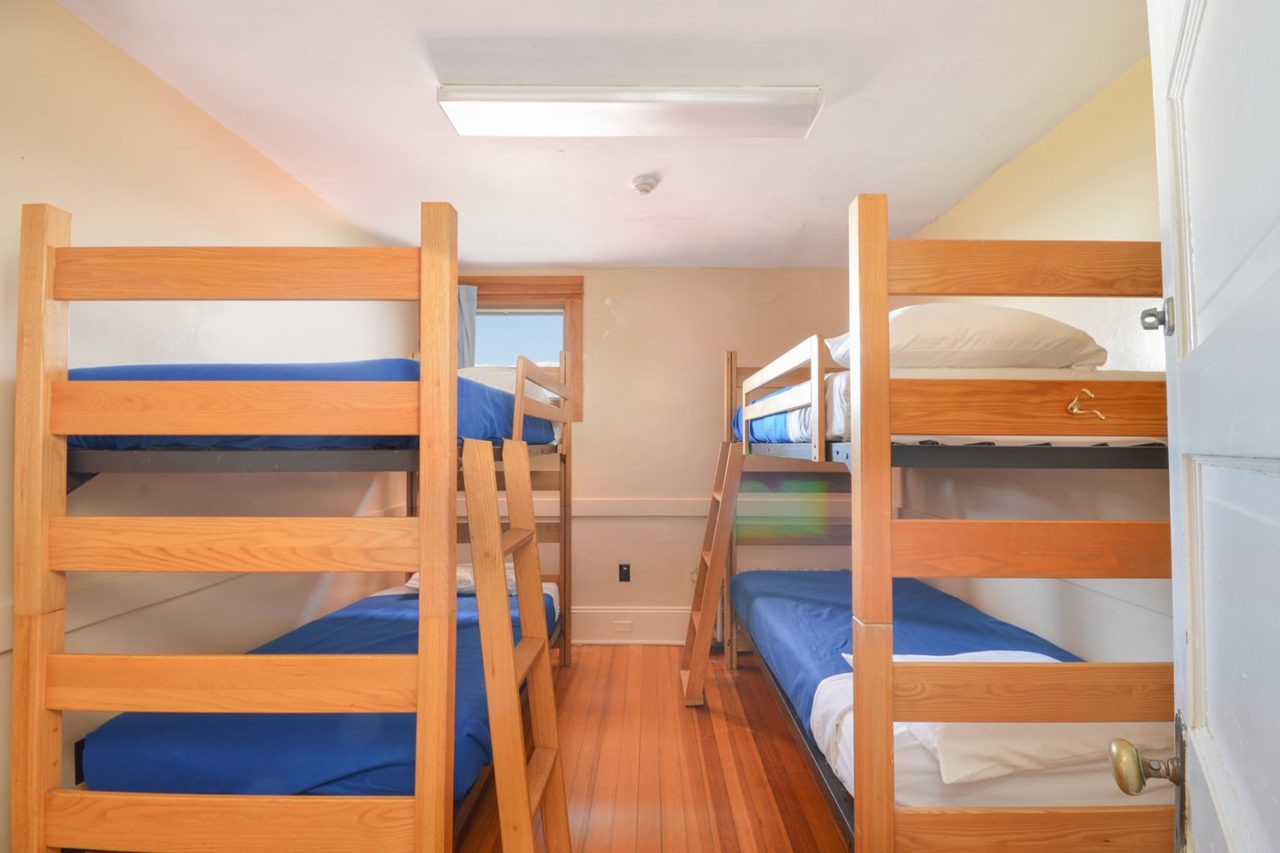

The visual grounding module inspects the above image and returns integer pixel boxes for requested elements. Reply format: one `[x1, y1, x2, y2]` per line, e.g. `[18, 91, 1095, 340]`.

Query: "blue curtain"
[458, 284, 477, 368]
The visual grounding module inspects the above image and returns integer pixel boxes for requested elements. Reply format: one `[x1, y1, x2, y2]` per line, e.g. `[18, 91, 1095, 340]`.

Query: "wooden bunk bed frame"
[11, 202, 571, 852]
[717, 194, 1176, 850]
[847, 194, 1173, 852]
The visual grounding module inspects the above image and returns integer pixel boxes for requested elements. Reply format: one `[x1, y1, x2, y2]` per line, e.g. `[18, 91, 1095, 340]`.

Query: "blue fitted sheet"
[82, 590, 558, 801]
[66, 358, 555, 450]
[731, 571, 1079, 724]
[730, 387, 795, 444]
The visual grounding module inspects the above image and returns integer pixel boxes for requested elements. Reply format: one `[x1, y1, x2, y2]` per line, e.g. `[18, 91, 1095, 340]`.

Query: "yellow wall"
[0, 0, 403, 828]
[912, 57, 1163, 371]
[917, 58, 1159, 241]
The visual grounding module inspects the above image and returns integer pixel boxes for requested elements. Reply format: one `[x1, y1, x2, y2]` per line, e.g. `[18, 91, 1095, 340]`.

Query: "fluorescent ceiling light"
[437, 85, 822, 138]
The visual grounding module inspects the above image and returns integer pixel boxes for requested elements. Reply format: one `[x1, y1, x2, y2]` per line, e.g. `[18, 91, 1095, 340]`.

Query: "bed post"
[723, 350, 740, 670]
[12, 204, 71, 853]
[415, 202, 458, 852]
[558, 351, 573, 666]
[850, 194, 894, 852]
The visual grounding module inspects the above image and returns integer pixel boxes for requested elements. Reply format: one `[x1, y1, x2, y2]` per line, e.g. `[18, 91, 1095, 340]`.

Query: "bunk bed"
[69, 365, 573, 837]
[709, 195, 1176, 850]
[11, 202, 572, 852]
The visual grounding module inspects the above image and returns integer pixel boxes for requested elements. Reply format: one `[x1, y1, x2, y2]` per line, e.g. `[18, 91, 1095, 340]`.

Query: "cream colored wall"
[1, 0, 407, 831]
[457, 267, 850, 642]
[902, 57, 1173, 662]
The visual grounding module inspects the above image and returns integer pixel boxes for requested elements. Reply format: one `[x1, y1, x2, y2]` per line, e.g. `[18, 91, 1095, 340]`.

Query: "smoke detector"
[630, 173, 660, 195]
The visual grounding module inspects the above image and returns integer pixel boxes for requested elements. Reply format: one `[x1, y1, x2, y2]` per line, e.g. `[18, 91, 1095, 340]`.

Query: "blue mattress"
[731, 571, 1079, 724]
[82, 590, 558, 801]
[730, 388, 794, 444]
[67, 358, 555, 450]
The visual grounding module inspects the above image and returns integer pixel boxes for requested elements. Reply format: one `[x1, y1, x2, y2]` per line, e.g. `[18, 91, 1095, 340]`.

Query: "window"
[475, 310, 564, 367]
[464, 276, 584, 421]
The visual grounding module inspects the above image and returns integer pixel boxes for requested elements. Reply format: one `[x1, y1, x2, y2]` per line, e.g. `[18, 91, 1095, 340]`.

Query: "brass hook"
[1066, 388, 1106, 420]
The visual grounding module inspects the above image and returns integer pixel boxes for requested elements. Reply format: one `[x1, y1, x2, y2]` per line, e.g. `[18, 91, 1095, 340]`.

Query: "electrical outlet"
[618, 563, 631, 582]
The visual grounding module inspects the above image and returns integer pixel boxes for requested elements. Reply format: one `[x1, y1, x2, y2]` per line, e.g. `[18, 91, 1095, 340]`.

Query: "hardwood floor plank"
[456, 645, 844, 852]
[734, 656, 849, 851]
[609, 645, 644, 851]
[635, 647, 664, 851]
[580, 647, 626, 851]
[672, 646, 722, 853]
[656, 648, 692, 852]
[695, 685, 743, 852]
[715, 662, 794, 853]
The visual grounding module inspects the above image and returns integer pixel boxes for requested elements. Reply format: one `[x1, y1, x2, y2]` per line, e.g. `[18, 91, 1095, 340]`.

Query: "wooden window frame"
[465, 276, 584, 421]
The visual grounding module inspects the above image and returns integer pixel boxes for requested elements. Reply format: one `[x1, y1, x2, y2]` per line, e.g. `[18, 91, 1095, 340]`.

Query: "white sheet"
[781, 368, 1166, 446]
[810, 670, 1174, 807]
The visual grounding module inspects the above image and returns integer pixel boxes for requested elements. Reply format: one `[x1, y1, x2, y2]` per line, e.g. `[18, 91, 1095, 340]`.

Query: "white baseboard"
[571, 605, 689, 645]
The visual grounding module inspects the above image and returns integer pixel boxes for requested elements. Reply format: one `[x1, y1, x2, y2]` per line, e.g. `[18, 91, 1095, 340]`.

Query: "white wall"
[1, 0, 409, 832]
[903, 57, 1172, 663]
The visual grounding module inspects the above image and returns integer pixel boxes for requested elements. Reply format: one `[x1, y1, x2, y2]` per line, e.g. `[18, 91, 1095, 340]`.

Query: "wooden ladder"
[680, 441, 745, 706]
[461, 438, 571, 853]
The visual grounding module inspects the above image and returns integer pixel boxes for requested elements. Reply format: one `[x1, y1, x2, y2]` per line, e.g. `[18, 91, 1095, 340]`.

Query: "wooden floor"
[457, 645, 847, 852]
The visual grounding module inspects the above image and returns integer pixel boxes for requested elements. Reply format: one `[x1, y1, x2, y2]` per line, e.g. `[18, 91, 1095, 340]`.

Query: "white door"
[1146, 0, 1280, 849]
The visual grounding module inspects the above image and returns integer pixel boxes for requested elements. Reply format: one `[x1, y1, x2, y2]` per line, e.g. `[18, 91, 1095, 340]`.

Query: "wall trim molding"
[442, 495, 852, 519]
[570, 605, 690, 645]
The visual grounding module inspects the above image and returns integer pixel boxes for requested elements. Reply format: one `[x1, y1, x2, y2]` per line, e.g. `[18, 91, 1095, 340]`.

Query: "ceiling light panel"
[437, 85, 823, 138]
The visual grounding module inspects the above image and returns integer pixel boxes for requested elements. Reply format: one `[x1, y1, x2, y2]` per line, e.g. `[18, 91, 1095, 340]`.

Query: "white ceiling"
[61, 1, 1149, 267]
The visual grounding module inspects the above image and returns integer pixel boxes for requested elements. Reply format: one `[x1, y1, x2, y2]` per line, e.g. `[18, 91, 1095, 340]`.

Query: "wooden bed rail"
[740, 334, 841, 463]
[894, 805, 1175, 852]
[848, 194, 1175, 851]
[50, 380, 420, 436]
[513, 354, 573, 442]
[890, 519, 1171, 578]
[12, 202, 461, 853]
[44, 791, 417, 853]
[887, 239, 1163, 297]
[893, 661, 1174, 722]
[52, 246, 423, 300]
[890, 379, 1166, 436]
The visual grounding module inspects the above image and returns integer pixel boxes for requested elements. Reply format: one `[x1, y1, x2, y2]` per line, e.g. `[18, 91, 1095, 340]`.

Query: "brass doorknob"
[1109, 738, 1183, 795]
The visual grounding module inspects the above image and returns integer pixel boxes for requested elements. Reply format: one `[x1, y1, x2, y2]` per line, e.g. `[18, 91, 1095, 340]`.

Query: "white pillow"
[825, 333, 851, 367]
[889, 303, 1107, 369]
[406, 561, 516, 595]
[893, 652, 1173, 784]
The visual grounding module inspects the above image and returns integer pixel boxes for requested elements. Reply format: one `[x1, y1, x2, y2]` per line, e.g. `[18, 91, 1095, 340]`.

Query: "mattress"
[734, 367, 1166, 447]
[730, 571, 1078, 724]
[67, 358, 556, 451]
[81, 588, 559, 801]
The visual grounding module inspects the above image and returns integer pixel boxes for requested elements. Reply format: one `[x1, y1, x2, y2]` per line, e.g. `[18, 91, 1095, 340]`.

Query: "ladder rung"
[501, 527, 534, 555]
[711, 489, 723, 503]
[512, 636, 546, 687]
[701, 548, 712, 566]
[689, 608, 701, 629]
[526, 746, 558, 814]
